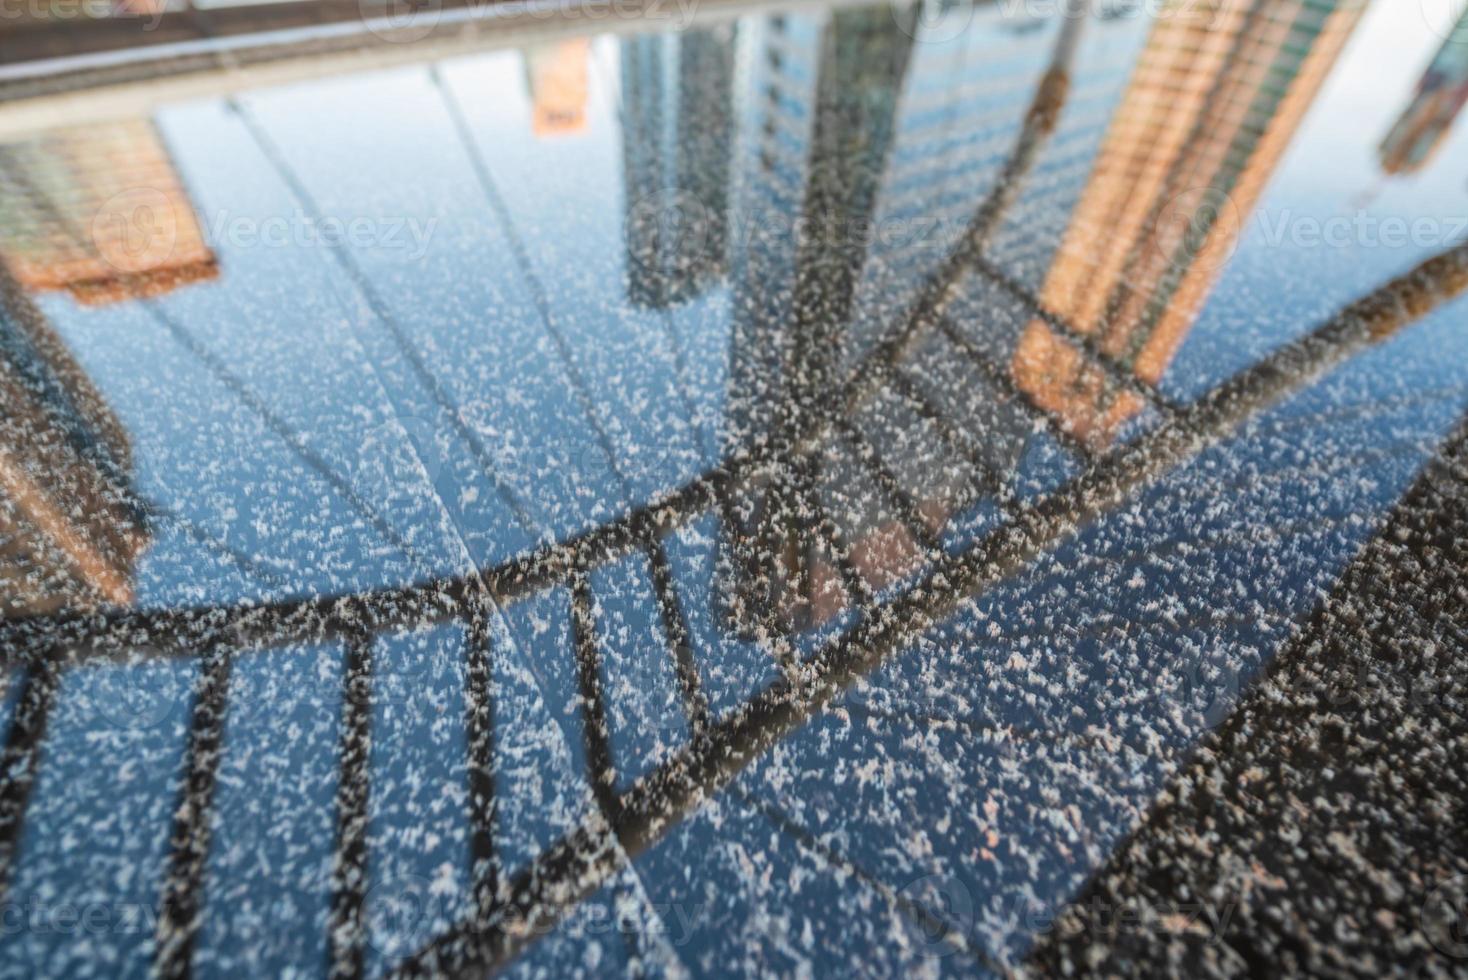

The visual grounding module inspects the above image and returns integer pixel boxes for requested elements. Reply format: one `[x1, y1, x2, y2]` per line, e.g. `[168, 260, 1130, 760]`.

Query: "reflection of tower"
[619, 24, 738, 308]
[840, 7, 1153, 470]
[1380, 6, 1468, 175]
[1012, 0, 1365, 449]
[784, 5, 916, 414]
[0, 262, 147, 616]
[522, 39, 591, 137]
[720, 12, 823, 457]
[718, 8, 916, 633]
[724, 7, 916, 452]
[0, 120, 217, 306]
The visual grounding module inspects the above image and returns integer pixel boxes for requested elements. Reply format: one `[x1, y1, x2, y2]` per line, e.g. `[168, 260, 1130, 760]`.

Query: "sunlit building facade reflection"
[522, 39, 591, 136]
[0, 263, 147, 616]
[716, 5, 1148, 631]
[0, 120, 217, 306]
[1380, 4, 1468, 175]
[1012, 0, 1366, 450]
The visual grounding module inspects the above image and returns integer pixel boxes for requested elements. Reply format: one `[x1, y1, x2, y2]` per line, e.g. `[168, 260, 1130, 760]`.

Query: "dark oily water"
[1, 0, 1467, 976]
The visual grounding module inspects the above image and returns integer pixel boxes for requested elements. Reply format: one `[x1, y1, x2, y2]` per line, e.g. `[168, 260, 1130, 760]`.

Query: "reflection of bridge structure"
[390, 242, 1468, 979]
[1, 212, 1461, 979]
[0, 9, 1462, 980]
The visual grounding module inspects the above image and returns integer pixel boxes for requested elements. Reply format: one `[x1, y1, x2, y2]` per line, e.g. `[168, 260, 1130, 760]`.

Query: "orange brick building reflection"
[1012, 0, 1364, 450]
[0, 263, 147, 616]
[523, 39, 591, 137]
[0, 119, 217, 306]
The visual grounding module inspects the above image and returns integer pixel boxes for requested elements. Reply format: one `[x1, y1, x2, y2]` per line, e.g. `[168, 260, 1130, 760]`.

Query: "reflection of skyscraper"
[1380, 6, 1468, 175]
[1012, 0, 1365, 450]
[785, 5, 917, 413]
[725, 7, 916, 450]
[522, 39, 591, 136]
[0, 262, 147, 616]
[0, 120, 217, 306]
[620, 25, 738, 308]
[720, 12, 824, 457]
[717, 8, 916, 632]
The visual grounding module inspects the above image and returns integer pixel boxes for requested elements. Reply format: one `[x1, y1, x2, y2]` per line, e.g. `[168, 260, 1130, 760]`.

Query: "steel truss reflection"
[1, 117, 1462, 980]
[0, 6, 1461, 978]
